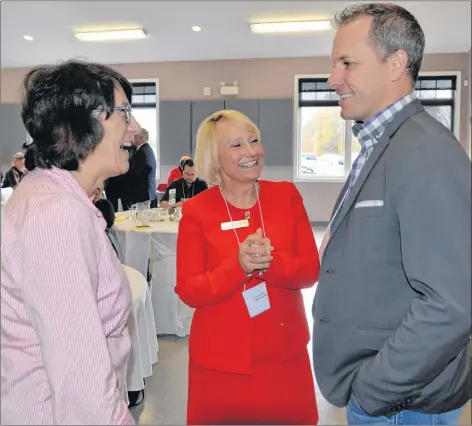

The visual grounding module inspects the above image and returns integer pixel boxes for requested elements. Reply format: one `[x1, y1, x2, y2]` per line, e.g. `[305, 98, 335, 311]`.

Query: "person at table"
[1, 152, 28, 189]
[127, 128, 157, 207]
[167, 155, 192, 186]
[1, 59, 140, 425]
[175, 109, 320, 425]
[159, 158, 207, 208]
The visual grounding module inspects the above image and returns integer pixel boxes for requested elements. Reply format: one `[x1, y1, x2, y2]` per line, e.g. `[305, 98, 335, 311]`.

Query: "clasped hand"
[238, 228, 273, 275]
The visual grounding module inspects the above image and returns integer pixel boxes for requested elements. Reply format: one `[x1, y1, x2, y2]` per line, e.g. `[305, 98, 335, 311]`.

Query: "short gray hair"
[334, 3, 425, 82]
[140, 128, 149, 141]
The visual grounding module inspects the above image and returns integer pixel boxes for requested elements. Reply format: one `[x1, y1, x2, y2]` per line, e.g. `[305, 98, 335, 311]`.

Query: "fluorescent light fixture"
[250, 20, 332, 34]
[24, 35, 34, 41]
[191, 26, 202, 32]
[74, 29, 147, 42]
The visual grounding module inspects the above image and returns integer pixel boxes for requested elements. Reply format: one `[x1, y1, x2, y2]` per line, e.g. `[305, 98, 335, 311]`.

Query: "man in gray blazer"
[312, 3, 471, 425]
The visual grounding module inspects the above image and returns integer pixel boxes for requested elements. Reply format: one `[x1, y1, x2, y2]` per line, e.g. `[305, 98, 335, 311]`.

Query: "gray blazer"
[312, 99, 471, 417]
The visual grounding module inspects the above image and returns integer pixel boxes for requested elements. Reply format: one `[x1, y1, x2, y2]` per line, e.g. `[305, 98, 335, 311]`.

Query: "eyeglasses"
[93, 105, 132, 123]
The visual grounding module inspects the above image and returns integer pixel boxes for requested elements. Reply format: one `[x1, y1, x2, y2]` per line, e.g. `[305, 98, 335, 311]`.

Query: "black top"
[2, 167, 27, 189]
[127, 143, 157, 204]
[160, 177, 208, 204]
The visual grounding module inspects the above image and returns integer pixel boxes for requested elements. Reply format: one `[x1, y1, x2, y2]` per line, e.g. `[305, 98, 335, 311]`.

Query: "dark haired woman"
[1, 60, 140, 425]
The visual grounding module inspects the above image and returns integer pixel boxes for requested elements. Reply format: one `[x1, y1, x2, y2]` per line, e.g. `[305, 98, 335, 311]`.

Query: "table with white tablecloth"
[114, 212, 194, 337]
[123, 264, 159, 392]
[1, 187, 13, 204]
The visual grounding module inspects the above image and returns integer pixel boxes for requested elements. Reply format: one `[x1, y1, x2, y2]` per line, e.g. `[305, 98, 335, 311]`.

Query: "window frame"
[128, 78, 160, 180]
[293, 71, 462, 183]
[293, 73, 353, 183]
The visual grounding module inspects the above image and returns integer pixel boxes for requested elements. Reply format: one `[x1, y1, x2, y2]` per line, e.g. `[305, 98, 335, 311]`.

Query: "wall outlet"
[203, 86, 211, 96]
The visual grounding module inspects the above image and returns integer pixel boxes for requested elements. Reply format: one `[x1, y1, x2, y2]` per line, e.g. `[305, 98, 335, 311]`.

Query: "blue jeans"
[347, 395, 463, 425]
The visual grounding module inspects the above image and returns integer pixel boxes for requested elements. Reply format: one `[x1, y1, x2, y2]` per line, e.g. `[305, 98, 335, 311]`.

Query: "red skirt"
[187, 349, 318, 425]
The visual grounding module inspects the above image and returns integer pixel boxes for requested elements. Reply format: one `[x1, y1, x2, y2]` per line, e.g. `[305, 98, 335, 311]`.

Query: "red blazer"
[175, 180, 320, 374]
[167, 167, 182, 186]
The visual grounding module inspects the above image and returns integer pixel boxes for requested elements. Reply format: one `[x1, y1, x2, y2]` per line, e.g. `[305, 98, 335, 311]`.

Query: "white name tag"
[169, 188, 176, 206]
[242, 282, 270, 318]
[221, 219, 249, 231]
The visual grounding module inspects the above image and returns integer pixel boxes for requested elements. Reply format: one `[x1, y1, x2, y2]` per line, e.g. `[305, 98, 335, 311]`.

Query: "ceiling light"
[250, 20, 332, 34]
[74, 29, 147, 42]
[191, 26, 202, 32]
[24, 35, 34, 41]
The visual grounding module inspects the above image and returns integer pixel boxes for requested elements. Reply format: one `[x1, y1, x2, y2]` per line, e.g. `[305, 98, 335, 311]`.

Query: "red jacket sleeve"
[167, 168, 182, 186]
[260, 183, 320, 289]
[175, 202, 250, 308]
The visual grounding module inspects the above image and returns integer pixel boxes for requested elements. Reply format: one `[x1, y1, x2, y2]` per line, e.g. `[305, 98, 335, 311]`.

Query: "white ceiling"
[1, 1, 471, 69]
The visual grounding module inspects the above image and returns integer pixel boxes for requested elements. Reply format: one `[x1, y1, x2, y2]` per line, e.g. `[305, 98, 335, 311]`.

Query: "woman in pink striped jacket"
[1, 60, 141, 425]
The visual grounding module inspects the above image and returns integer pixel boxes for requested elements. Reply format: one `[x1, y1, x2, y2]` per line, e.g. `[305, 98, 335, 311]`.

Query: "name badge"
[221, 219, 249, 231]
[169, 188, 176, 206]
[242, 282, 270, 318]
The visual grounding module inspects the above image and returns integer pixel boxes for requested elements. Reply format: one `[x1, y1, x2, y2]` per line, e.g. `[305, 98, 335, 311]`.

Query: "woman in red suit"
[175, 109, 320, 425]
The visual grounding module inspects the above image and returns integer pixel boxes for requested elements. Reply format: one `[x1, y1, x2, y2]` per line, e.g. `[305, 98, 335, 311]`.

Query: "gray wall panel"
[0, 104, 27, 165]
[191, 100, 224, 152]
[224, 99, 259, 126]
[258, 99, 293, 166]
[160, 101, 191, 165]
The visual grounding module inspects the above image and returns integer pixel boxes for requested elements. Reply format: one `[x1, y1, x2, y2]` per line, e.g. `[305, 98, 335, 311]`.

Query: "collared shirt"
[347, 91, 417, 192]
[327, 91, 417, 232]
[1, 167, 134, 425]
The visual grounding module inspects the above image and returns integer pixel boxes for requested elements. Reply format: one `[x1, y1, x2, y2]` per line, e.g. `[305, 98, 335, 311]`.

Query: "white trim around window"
[418, 71, 461, 141]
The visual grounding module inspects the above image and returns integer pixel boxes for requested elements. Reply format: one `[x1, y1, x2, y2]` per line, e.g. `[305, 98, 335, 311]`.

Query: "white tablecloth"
[1, 187, 13, 203]
[115, 213, 194, 337]
[123, 264, 159, 392]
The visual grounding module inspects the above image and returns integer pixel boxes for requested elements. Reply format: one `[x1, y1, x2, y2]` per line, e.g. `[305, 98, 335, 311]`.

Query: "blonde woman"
[175, 110, 320, 425]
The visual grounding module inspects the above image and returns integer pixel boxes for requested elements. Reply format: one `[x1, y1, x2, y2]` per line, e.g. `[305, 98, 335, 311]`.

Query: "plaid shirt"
[347, 91, 417, 192]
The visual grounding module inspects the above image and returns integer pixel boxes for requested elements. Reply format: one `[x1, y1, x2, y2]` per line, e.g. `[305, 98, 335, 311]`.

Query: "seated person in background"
[2, 152, 28, 189]
[167, 155, 192, 185]
[160, 158, 207, 208]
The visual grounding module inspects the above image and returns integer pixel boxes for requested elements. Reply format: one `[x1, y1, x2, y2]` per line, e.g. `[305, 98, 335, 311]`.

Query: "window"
[295, 76, 355, 181]
[294, 73, 460, 182]
[131, 82, 157, 107]
[130, 80, 159, 178]
[415, 76, 456, 131]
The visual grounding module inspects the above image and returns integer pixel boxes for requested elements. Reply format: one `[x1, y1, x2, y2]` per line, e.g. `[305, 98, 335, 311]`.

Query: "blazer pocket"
[356, 326, 395, 351]
[353, 206, 385, 218]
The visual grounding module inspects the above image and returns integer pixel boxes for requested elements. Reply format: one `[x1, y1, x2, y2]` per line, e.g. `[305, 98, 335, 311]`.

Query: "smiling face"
[329, 15, 402, 122]
[214, 118, 264, 186]
[88, 87, 141, 178]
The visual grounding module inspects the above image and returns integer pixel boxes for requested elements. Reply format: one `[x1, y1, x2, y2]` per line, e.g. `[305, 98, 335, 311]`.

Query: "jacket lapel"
[329, 99, 425, 240]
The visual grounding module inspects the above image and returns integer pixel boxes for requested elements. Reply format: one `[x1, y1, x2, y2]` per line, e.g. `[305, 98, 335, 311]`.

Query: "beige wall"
[1, 52, 470, 147]
[1, 52, 469, 221]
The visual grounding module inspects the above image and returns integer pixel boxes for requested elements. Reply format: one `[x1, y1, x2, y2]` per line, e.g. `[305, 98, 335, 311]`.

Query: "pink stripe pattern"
[1, 167, 135, 425]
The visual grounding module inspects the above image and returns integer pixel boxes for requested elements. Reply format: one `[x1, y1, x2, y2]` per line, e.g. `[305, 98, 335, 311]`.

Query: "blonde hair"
[194, 110, 260, 186]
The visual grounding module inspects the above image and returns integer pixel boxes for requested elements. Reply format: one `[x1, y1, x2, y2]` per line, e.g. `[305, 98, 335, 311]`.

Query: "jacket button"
[280, 322, 284, 326]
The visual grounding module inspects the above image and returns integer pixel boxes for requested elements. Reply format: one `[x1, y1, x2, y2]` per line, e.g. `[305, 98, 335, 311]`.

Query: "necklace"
[181, 181, 195, 200]
[219, 182, 268, 288]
